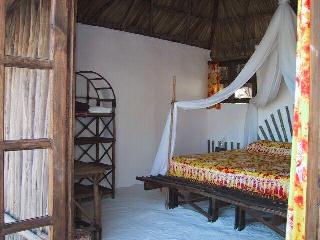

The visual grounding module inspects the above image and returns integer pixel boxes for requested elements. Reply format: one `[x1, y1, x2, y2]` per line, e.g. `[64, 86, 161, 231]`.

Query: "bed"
[168, 141, 291, 201]
[137, 106, 293, 238]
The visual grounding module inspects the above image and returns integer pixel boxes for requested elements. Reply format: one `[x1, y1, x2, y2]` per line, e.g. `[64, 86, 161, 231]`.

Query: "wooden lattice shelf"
[75, 137, 114, 145]
[74, 71, 116, 240]
[74, 183, 113, 200]
[74, 71, 116, 198]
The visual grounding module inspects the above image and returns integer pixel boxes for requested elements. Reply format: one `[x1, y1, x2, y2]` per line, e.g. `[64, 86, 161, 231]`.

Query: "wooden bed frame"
[137, 105, 293, 238]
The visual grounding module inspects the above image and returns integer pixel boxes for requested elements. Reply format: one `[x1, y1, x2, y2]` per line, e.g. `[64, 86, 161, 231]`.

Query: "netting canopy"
[151, 0, 297, 175]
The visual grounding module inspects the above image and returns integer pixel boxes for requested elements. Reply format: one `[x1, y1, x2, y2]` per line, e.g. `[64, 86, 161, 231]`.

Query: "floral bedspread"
[168, 149, 290, 200]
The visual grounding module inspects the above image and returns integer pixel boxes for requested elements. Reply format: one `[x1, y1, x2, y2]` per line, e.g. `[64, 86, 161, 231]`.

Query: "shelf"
[75, 111, 114, 118]
[75, 137, 114, 145]
[75, 161, 112, 177]
[74, 226, 95, 240]
[74, 183, 113, 200]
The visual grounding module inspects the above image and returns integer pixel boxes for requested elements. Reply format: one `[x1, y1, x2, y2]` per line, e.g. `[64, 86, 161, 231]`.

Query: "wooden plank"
[185, 0, 192, 42]
[50, 0, 69, 238]
[0, 0, 5, 238]
[259, 126, 268, 140]
[0, 55, 53, 69]
[271, 113, 283, 142]
[66, 0, 76, 238]
[0, 139, 52, 151]
[149, 0, 153, 35]
[74, 161, 111, 177]
[93, 175, 101, 239]
[277, 109, 288, 142]
[209, 0, 219, 49]
[137, 176, 287, 217]
[120, 0, 137, 30]
[246, 209, 285, 237]
[264, 119, 275, 141]
[3, 216, 52, 235]
[285, 106, 293, 137]
[90, 0, 116, 24]
[306, 0, 320, 238]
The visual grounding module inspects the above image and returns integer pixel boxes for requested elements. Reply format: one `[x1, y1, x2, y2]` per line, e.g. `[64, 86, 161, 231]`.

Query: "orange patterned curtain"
[286, 0, 310, 239]
[207, 62, 222, 109]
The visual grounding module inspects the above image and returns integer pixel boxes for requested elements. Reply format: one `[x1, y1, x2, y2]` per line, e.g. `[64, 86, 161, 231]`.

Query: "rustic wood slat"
[0, 55, 53, 69]
[285, 106, 293, 137]
[75, 137, 114, 145]
[0, 0, 5, 238]
[271, 113, 283, 142]
[277, 109, 288, 142]
[137, 175, 287, 217]
[259, 126, 268, 140]
[74, 183, 112, 200]
[74, 161, 112, 177]
[264, 119, 275, 141]
[149, 0, 153, 35]
[67, 0, 76, 238]
[306, 1, 320, 238]
[121, 0, 137, 30]
[209, 0, 219, 49]
[0, 139, 52, 151]
[185, 0, 192, 42]
[245, 209, 285, 237]
[3, 216, 52, 235]
[50, 0, 69, 238]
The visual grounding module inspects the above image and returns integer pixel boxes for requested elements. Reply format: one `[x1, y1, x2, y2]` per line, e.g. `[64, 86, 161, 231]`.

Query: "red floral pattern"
[168, 147, 290, 200]
[286, 0, 311, 239]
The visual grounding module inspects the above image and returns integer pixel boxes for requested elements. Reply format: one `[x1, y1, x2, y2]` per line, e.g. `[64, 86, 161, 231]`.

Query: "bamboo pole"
[168, 76, 176, 162]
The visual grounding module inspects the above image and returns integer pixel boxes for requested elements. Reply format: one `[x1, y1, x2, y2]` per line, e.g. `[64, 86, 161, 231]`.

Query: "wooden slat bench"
[136, 175, 287, 238]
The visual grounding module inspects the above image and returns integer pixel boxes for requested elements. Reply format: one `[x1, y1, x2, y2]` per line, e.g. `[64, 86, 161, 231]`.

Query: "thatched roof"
[77, 0, 297, 61]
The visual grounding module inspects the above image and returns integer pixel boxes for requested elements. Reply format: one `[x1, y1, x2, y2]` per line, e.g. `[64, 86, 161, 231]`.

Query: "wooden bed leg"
[168, 188, 179, 209]
[208, 198, 219, 222]
[238, 208, 246, 231]
[234, 206, 240, 229]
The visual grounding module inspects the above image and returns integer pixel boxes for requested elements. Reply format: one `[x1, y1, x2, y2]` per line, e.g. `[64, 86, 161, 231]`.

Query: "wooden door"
[0, 0, 74, 239]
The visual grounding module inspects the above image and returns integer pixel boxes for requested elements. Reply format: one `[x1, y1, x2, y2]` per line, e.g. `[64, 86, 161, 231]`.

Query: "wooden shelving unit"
[74, 71, 116, 198]
[74, 71, 116, 239]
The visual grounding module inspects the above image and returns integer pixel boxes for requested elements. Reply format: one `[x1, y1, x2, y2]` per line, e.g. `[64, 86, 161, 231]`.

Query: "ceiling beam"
[149, 0, 154, 35]
[152, 2, 210, 22]
[146, 1, 275, 24]
[185, 0, 192, 42]
[90, 0, 116, 24]
[240, 0, 251, 55]
[209, 0, 220, 49]
[121, 0, 138, 30]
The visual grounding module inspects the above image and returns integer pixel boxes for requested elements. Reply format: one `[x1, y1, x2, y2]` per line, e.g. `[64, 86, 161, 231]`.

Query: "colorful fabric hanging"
[286, 0, 310, 239]
[207, 63, 222, 109]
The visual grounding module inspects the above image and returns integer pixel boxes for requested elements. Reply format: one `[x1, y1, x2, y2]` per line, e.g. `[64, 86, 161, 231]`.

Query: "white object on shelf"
[89, 106, 113, 114]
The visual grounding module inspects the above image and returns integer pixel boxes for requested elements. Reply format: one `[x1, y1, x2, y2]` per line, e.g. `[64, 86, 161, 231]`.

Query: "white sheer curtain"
[151, 0, 296, 176]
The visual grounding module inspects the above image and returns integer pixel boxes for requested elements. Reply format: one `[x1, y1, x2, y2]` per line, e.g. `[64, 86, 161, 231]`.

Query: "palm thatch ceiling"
[77, 0, 297, 61]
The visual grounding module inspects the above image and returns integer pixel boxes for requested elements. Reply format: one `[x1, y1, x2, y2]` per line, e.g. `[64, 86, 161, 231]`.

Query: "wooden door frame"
[0, 0, 75, 239]
[67, 0, 76, 239]
[306, 0, 320, 239]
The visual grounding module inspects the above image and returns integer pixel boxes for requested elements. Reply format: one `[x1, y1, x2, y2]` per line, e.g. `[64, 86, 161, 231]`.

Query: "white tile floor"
[98, 185, 284, 240]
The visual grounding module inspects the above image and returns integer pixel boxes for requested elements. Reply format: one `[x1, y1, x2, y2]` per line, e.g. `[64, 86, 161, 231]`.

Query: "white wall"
[76, 24, 294, 188]
[205, 82, 294, 147]
[76, 24, 210, 187]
